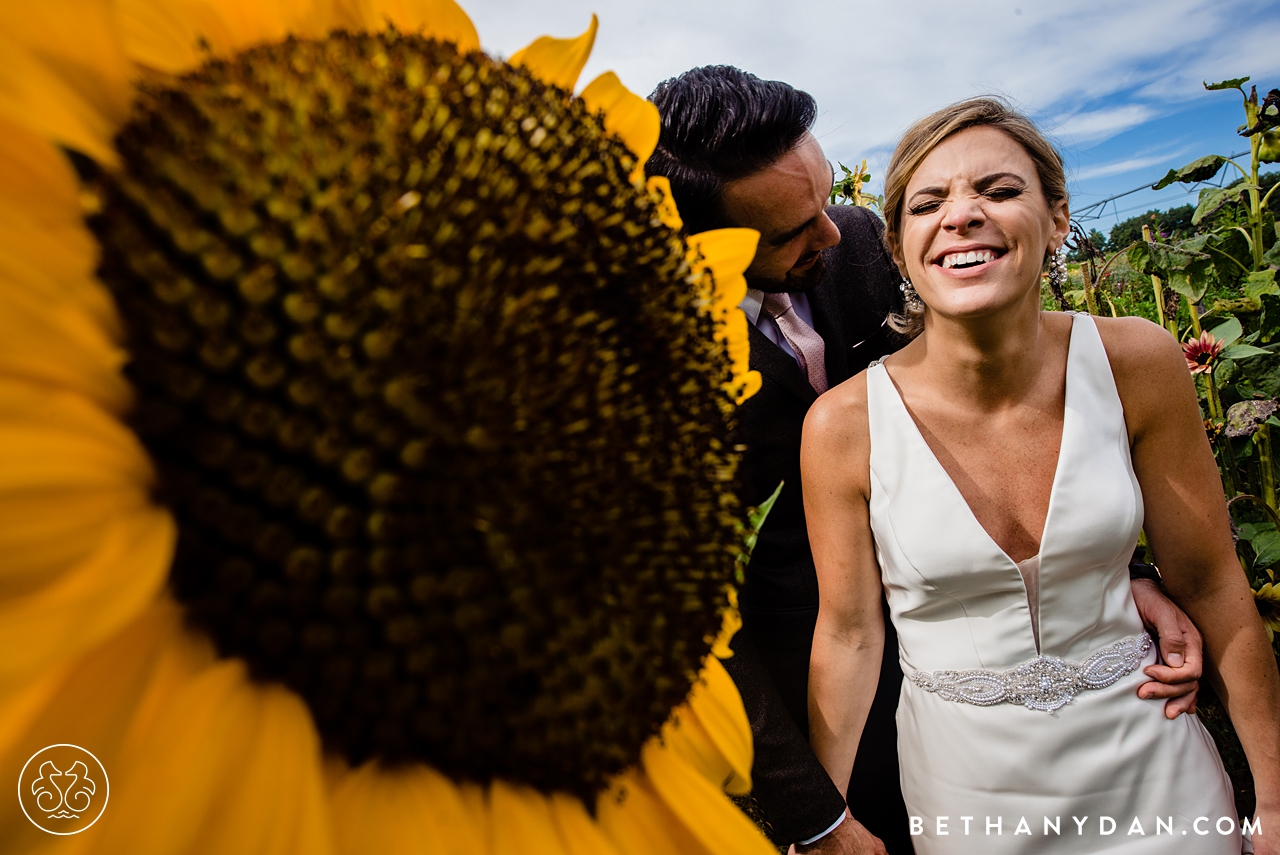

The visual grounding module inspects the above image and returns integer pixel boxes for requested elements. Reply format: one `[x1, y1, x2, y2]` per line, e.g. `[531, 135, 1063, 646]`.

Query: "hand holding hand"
[1247, 806, 1276, 855]
[794, 813, 888, 855]
[1130, 578, 1203, 718]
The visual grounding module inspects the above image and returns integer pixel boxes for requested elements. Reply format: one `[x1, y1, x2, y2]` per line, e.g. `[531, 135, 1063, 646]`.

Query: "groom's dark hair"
[647, 65, 817, 234]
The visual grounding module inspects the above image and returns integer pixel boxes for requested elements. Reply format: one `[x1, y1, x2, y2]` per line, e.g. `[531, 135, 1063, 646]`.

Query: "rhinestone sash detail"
[908, 633, 1152, 712]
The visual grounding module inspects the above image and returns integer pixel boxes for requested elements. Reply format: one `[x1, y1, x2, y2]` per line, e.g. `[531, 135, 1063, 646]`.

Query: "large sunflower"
[0, 0, 771, 851]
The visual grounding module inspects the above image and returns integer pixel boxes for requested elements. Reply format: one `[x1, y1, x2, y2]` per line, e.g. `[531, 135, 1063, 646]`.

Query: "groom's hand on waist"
[1130, 575, 1203, 719]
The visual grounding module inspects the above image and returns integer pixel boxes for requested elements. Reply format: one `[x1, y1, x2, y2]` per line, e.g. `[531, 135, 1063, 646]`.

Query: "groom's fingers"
[1138, 617, 1203, 717]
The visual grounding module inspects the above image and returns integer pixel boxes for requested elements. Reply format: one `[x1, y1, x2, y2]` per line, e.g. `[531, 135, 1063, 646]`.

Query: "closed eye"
[906, 199, 943, 216]
[983, 186, 1022, 200]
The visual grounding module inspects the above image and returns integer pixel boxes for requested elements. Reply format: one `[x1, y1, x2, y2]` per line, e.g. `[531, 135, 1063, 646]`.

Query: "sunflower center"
[84, 29, 741, 800]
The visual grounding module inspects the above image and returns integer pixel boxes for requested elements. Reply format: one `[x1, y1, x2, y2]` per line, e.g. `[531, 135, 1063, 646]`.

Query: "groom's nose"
[809, 210, 841, 252]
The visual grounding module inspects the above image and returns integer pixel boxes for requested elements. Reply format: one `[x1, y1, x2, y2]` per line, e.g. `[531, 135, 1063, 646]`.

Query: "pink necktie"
[762, 292, 828, 394]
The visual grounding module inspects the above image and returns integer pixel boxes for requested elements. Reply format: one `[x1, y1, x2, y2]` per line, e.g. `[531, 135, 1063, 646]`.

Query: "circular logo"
[17, 744, 109, 835]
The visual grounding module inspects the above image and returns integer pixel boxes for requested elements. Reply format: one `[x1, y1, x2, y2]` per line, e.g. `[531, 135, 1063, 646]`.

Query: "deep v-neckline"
[877, 314, 1075, 571]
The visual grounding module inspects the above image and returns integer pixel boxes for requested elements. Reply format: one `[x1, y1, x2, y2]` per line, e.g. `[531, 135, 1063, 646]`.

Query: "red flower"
[1183, 331, 1225, 375]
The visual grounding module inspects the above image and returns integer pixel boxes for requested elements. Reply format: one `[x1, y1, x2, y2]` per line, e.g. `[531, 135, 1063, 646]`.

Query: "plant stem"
[1260, 423, 1278, 512]
[1080, 263, 1099, 315]
[1220, 434, 1240, 498]
[1187, 296, 1203, 335]
[1245, 89, 1265, 271]
[1206, 369, 1223, 419]
[1208, 366, 1238, 496]
[1143, 225, 1169, 331]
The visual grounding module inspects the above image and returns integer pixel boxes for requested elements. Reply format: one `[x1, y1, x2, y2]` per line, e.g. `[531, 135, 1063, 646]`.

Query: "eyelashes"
[905, 187, 1023, 216]
[907, 201, 942, 216]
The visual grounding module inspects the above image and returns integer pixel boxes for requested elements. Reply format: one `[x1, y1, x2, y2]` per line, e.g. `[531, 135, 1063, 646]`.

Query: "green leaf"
[1207, 229, 1254, 290]
[738, 480, 785, 575]
[1244, 269, 1280, 301]
[1205, 76, 1250, 91]
[748, 480, 784, 532]
[1237, 520, 1276, 542]
[1264, 240, 1280, 266]
[1221, 344, 1270, 360]
[1253, 529, 1280, 568]
[1210, 317, 1244, 346]
[1166, 262, 1214, 301]
[1259, 293, 1280, 343]
[1262, 130, 1280, 164]
[1126, 241, 1151, 275]
[1193, 185, 1243, 225]
[1152, 155, 1227, 190]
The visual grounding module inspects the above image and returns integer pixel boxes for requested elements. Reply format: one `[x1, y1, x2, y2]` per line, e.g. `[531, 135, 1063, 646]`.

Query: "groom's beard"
[746, 252, 827, 294]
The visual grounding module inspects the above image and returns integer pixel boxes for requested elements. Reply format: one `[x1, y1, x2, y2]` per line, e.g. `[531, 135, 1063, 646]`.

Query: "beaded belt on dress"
[908, 633, 1152, 712]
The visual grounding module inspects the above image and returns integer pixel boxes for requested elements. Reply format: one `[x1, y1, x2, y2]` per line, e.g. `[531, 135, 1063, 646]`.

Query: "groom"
[646, 66, 1207, 854]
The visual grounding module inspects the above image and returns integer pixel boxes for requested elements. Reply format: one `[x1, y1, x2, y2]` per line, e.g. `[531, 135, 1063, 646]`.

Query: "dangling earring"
[1048, 247, 1068, 292]
[900, 277, 924, 310]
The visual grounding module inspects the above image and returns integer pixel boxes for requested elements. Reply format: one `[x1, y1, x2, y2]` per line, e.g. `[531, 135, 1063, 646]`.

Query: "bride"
[802, 97, 1280, 854]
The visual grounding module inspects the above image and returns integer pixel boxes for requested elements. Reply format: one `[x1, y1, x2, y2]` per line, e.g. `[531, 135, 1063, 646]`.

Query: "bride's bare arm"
[1100, 316, 1280, 830]
[802, 376, 885, 800]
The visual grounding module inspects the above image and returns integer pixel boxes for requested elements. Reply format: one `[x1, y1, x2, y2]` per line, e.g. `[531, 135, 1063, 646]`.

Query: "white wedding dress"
[866, 314, 1246, 853]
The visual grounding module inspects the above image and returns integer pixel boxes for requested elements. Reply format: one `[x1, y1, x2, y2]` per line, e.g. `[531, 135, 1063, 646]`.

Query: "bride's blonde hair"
[882, 98, 1068, 338]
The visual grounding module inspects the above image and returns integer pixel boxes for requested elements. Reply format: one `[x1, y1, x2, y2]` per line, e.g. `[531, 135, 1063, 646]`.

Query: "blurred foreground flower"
[0, 0, 770, 851]
[1257, 582, 1280, 643]
[1183, 330, 1225, 375]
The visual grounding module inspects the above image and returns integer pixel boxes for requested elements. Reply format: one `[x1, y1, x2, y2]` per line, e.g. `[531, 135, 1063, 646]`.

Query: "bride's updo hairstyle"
[882, 97, 1068, 337]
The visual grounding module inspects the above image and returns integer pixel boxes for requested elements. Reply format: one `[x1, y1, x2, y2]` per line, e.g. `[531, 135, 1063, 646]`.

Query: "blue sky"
[462, 0, 1280, 238]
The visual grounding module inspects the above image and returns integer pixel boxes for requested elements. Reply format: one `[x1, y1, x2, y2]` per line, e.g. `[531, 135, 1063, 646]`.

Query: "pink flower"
[1183, 331, 1225, 375]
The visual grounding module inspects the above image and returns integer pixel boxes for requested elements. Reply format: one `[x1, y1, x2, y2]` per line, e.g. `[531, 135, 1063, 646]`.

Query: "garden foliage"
[1055, 77, 1280, 815]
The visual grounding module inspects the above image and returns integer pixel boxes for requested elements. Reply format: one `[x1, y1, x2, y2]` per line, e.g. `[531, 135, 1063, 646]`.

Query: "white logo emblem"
[18, 744, 109, 835]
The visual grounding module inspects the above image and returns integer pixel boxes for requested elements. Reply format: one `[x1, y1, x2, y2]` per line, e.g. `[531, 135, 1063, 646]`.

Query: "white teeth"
[941, 249, 996, 269]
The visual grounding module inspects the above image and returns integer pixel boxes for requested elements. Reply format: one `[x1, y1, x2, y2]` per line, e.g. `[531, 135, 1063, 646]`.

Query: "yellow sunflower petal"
[3, 599, 334, 855]
[509, 15, 598, 93]
[685, 657, 753, 793]
[646, 176, 683, 232]
[596, 769, 705, 855]
[491, 780, 569, 855]
[0, 0, 132, 163]
[327, 760, 486, 855]
[0, 123, 130, 409]
[641, 737, 776, 855]
[0, 380, 170, 698]
[549, 792, 623, 855]
[580, 72, 661, 164]
[0, 120, 120, 325]
[117, 0, 342, 73]
[687, 227, 758, 310]
[357, 0, 481, 51]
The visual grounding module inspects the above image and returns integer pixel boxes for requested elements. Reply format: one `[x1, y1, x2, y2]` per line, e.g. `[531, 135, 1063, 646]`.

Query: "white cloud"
[459, 0, 1280, 189]
[1052, 105, 1159, 147]
[1073, 153, 1184, 182]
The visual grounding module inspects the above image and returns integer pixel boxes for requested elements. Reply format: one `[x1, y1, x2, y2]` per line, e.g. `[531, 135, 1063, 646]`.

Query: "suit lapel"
[748, 323, 818, 405]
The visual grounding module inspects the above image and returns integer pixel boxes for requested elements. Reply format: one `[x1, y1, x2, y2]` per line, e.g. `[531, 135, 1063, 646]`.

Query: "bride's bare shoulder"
[1089, 314, 1198, 433]
[806, 369, 872, 439]
[1090, 314, 1187, 382]
[802, 369, 874, 493]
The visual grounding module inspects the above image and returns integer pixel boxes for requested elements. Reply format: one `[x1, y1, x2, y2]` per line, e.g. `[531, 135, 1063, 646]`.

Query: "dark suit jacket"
[724, 204, 912, 852]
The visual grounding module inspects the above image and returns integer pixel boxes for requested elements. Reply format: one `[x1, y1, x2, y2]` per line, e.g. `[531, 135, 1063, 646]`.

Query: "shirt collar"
[740, 288, 764, 325]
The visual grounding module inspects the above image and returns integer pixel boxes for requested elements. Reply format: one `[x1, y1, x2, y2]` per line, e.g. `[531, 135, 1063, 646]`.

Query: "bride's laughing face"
[897, 126, 1069, 323]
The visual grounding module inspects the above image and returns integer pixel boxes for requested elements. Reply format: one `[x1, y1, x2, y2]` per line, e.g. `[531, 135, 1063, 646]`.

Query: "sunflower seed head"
[88, 29, 741, 801]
